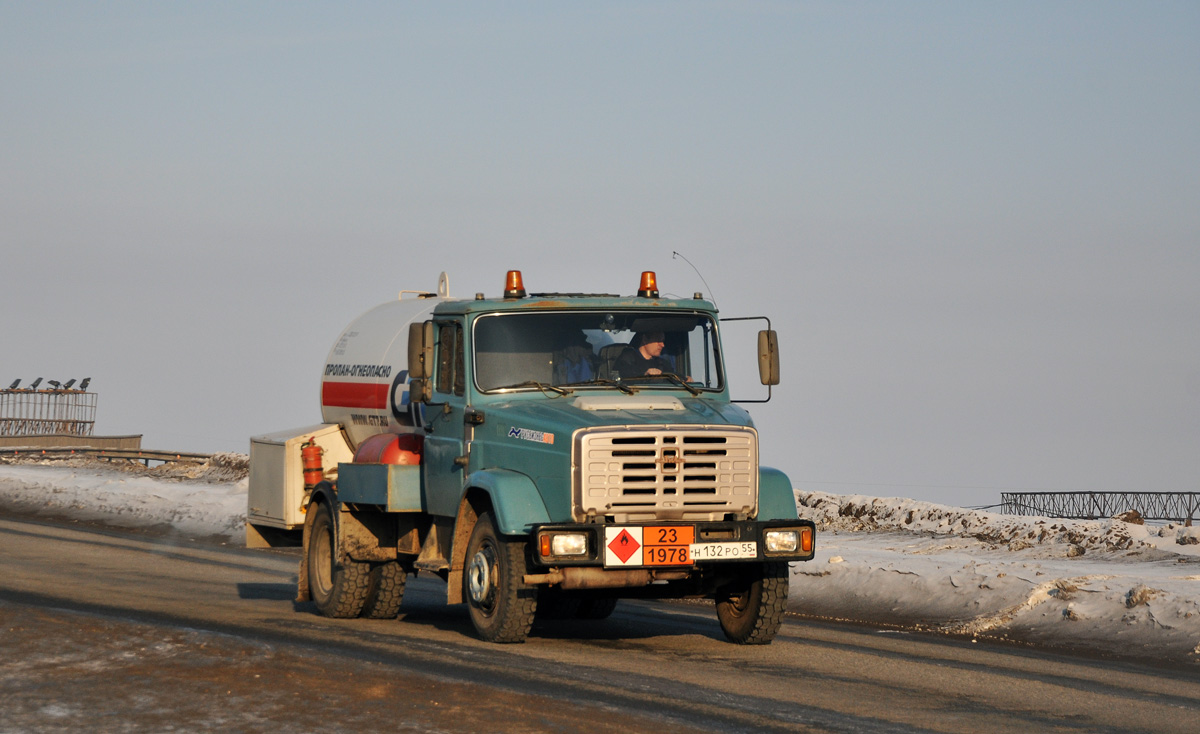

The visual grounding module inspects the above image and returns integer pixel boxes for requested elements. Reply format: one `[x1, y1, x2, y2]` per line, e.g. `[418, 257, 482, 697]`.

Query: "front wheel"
[463, 512, 537, 643]
[307, 502, 371, 619]
[715, 561, 789, 644]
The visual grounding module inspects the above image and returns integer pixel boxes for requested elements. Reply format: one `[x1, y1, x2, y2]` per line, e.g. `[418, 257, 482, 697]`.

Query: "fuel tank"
[319, 276, 448, 449]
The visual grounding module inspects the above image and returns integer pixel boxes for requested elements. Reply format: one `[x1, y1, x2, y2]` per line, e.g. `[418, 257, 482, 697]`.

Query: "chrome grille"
[573, 426, 758, 522]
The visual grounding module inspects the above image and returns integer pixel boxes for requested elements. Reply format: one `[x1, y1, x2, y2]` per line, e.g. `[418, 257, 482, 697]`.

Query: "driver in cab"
[615, 331, 671, 378]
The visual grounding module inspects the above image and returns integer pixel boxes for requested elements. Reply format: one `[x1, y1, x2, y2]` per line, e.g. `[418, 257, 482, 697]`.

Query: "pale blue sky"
[3, 2, 1197, 506]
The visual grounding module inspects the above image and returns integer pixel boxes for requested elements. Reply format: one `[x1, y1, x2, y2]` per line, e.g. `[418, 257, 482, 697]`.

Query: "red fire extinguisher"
[300, 438, 324, 502]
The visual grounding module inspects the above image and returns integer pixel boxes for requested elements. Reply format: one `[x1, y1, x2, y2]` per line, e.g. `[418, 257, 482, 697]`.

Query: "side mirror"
[408, 321, 434, 403]
[757, 330, 780, 386]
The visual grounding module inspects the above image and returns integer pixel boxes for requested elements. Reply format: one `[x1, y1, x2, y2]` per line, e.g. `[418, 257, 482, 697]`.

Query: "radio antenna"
[672, 251, 717, 308]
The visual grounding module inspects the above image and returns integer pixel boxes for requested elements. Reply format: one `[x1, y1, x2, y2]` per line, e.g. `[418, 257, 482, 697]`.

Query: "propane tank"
[353, 433, 424, 464]
[320, 275, 449, 449]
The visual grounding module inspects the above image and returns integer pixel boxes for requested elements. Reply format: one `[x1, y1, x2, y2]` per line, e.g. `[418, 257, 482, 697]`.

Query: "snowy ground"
[1, 458, 1198, 665]
[793, 491, 1200, 665]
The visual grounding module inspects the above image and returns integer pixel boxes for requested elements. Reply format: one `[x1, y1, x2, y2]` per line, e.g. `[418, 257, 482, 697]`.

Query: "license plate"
[689, 541, 758, 560]
[603, 525, 695, 567]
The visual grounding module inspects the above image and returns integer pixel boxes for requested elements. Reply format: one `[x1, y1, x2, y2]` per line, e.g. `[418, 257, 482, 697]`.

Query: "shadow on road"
[236, 582, 296, 601]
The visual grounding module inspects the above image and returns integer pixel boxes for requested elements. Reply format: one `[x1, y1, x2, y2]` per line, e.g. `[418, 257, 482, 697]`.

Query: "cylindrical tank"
[320, 290, 445, 449]
[353, 432, 424, 464]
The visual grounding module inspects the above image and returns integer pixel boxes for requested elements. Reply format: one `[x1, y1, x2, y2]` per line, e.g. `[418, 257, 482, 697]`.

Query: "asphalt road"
[2, 514, 1198, 733]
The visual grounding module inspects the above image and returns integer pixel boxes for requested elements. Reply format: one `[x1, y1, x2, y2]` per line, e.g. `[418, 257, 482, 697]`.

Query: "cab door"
[422, 319, 468, 517]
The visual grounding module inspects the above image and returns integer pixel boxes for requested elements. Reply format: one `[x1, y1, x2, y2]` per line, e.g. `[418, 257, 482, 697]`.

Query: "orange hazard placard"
[641, 525, 695, 566]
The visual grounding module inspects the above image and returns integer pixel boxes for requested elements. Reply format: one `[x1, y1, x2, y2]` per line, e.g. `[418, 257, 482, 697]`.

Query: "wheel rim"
[466, 542, 497, 612]
[721, 588, 751, 619]
[311, 519, 333, 598]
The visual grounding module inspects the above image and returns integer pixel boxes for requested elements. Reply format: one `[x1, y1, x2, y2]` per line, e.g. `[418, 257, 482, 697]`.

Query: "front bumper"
[529, 519, 816, 569]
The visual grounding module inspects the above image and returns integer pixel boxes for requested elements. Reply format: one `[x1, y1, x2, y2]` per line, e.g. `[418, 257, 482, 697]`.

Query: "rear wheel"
[463, 512, 537, 643]
[536, 589, 617, 621]
[307, 502, 370, 619]
[575, 594, 618, 620]
[715, 561, 789, 644]
[536, 586, 582, 620]
[361, 561, 406, 619]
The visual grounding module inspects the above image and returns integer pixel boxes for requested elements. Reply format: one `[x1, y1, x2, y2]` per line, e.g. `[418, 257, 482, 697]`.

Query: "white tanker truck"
[248, 270, 814, 644]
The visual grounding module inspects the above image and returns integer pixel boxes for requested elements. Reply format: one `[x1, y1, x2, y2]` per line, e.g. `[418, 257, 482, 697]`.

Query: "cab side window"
[436, 322, 465, 396]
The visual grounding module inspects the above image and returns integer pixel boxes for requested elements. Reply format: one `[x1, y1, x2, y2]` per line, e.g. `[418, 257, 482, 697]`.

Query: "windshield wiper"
[560, 378, 636, 395]
[490, 380, 573, 396]
[632, 373, 702, 396]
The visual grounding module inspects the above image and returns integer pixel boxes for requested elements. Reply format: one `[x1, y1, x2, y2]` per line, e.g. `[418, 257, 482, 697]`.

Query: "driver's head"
[637, 331, 665, 356]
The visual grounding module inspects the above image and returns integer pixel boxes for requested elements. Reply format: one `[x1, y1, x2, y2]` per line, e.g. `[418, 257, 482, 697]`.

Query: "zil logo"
[508, 426, 555, 444]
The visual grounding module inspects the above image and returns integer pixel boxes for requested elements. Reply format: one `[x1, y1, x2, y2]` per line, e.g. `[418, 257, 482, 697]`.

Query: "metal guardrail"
[1001, 491, 1200, 523]
[2, 447, 211, 466]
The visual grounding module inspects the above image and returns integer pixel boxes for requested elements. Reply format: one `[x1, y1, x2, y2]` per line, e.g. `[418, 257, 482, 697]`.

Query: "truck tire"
[361, 561, 406, 619]
[535, 587, 582, 620]
[463, 512, 537, 643]
[536, 589, 617, 621]
[307, 502, 370, 619]
[715, 561, 789, 644]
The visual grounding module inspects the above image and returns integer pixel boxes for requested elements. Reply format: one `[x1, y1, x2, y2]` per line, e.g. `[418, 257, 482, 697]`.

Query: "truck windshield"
[473, 311, 723, 393]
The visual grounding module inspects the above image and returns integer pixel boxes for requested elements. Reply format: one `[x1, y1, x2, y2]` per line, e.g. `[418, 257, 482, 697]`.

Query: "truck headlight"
[548, 532, 589, 557]
[765, 529, 799, 553]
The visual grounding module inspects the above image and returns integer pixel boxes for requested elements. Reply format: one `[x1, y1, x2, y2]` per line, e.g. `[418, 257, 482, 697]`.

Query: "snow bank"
[1, 462, 1197, 663]
[794, 491, 1200, 664]
[0, 457, 248, 541]
[796, 490, 1200, 556]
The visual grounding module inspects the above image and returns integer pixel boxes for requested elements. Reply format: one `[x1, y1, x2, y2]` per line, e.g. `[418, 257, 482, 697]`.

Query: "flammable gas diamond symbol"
[608, 529, 640, 564]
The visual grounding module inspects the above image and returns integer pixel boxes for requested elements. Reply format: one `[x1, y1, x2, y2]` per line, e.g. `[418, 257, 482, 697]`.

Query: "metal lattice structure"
[0, 390, 97, 437]
[1001, 491, 1200, 523]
